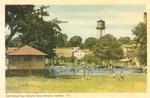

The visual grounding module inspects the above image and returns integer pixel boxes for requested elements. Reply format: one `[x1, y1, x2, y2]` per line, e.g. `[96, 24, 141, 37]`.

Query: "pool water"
[48, 66, 144, 76]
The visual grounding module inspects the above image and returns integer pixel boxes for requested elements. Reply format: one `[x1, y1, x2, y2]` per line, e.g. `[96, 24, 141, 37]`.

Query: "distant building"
[53, 47, 92, 60]
[73, 47, 91, 60]
[6, 45, 48, 69]
[73, 50, 85, 60]
[53, 48, 73, 58]
[121, 44, 138, 59]
[121, 44, 140, 66]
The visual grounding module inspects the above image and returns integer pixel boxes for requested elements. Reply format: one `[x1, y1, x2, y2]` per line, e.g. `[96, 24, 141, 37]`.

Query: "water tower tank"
[96, 20, 105, 30]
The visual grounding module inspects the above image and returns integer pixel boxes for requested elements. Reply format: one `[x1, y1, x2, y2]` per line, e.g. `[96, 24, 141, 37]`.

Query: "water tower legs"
[100, 30, 102, 38]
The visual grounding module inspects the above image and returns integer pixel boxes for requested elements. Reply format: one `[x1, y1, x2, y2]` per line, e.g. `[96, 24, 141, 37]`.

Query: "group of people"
[112, 71, 124, 80]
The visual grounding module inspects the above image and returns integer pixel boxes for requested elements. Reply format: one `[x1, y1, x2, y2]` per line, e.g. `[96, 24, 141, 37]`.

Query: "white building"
[73, 50, 85, 60]
[73, 47, 91, 60]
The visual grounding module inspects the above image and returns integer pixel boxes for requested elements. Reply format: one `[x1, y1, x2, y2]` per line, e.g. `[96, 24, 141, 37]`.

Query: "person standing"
[120, 71, 124, 80]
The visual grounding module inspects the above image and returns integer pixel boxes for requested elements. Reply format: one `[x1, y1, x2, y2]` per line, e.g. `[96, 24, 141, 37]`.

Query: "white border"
[0, 0, 150, 98]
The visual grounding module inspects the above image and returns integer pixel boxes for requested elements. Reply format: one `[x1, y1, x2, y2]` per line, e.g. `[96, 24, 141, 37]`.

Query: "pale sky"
[5, 5, 146, 41]
[43, 5, 145, 41]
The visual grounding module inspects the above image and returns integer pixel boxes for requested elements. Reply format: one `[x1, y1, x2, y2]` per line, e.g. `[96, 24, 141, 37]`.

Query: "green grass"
[6, 74, 147, 93]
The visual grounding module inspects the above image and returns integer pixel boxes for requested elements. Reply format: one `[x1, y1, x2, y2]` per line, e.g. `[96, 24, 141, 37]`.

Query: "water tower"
[96, 20, 105, 38]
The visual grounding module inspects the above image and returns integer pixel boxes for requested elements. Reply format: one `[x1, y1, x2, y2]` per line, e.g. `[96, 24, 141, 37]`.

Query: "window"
[10, 56, 20, 61]
[36, 56, 43, 61]
[24, 56, 31, 61]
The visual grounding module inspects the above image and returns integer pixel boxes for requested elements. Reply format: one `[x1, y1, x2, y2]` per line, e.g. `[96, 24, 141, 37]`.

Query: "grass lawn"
[6, 74, 147, 93]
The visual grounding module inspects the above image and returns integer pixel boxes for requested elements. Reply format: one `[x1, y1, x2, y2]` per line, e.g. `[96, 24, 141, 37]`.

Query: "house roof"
[6, 47, 18, 54]
[53, 47, 91, 58]
[7, 45, 48, 56]
[53, 48, 73, 58]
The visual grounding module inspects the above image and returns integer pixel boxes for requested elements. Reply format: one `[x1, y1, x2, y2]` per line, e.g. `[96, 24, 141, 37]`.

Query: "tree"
[132, 22, 146, 45]
[8, 36, 23, 47]
[6, 5, 66, 58]
[137, 45, 147, 65]
[132, 22, 147, 65]
[83, 54, 99, 65]
[118, 37, 131, 44]
[19, 17, 63, 57]
[84, 37, 97, 49]
[93, 34, 123, 61]
[56, 34, 68, 47]
[5, 5, 35, 47]
[69, 36, 82, 47]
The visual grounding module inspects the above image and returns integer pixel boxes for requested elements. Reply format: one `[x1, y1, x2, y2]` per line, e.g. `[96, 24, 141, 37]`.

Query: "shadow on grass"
[6, 69, 44, 77]
[46, 75, 84, 79]
[6, 69, 85, 80]
[6, 69, 84, 80]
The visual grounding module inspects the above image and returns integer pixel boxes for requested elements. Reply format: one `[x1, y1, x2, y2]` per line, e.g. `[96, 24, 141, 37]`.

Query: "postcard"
[0, 0, 150, 98]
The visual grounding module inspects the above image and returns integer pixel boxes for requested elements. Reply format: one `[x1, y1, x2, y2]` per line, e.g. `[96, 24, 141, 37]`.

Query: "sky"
[43, 5, 145, 41]
[5, 5, 146, 41]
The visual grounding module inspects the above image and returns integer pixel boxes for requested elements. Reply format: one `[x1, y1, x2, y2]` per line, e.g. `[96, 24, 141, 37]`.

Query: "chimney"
[144, 12, 147, 25]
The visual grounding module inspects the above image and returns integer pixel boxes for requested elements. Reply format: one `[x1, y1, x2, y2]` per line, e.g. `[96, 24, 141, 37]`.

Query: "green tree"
[6, 5, 66, 58]
[137, 45, 147, 65]
[132, 22, 147, 65]
[69, 36, 82, 47]
[84, 37, 97, 49]
[19, 17, 63, 57]
[132, 23, 146, 45]
[79, 43, 84, 49]
[131, 37, 138, 44]
[56, 34, 68, 47]
[5, 5, 35, 47]
[8, 36, 23, 47]
[83, 54, 99, 65]
[118, 37, 131, 44]
[93, 34, 123, 61]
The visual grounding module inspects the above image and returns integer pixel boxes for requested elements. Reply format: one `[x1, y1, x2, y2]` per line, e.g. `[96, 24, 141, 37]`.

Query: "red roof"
[6, 47, 18, 54]
[7, 45, 48, 56]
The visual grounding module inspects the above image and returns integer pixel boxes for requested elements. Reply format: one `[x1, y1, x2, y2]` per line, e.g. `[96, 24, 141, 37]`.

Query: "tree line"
[5, 5, 147, 66]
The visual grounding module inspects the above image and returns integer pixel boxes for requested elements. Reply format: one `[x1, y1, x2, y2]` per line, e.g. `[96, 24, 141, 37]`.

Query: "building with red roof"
[6, 45, 48, 70]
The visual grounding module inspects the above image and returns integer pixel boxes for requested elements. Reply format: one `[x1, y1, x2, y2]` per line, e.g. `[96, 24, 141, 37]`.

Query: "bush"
[83, 54, 101, 65]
